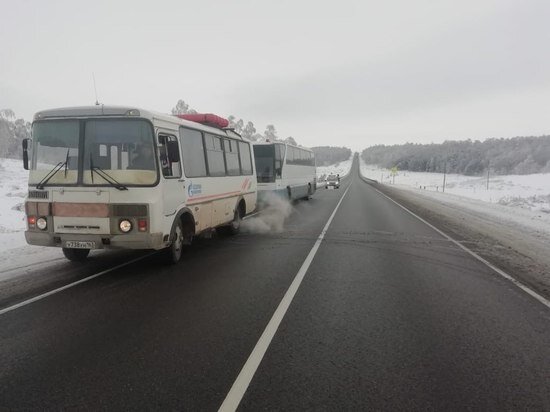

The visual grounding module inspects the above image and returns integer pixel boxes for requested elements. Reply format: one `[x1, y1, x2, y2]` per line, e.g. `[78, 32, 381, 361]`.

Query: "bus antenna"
[92, 72, 100, 105]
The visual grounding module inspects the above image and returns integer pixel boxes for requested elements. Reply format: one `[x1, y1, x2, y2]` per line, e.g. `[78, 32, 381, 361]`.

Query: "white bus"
[22, 106, 256, 263]
[252, 142, 316, 203]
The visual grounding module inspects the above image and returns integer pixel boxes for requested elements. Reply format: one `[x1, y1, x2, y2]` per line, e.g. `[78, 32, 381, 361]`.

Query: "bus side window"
[158, 134, 182, 178]
[224, 139, 240, 176]
[238, 141, 253, 175]
[205, 134, 226, 176]
[286, 147, 294, 164]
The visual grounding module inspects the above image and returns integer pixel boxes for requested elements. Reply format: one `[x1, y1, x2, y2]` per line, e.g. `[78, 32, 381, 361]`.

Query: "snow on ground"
[0, 158, 29, 253]
[359, 156, 550, 255]
[0, 158, 68, 275]
[317, 155, 354, 181]
[360, 159, 550, 213]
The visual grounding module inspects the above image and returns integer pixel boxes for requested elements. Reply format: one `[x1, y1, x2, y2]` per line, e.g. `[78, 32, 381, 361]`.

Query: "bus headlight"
[119, 219, 132, 233]
[36, 217, 47, 230]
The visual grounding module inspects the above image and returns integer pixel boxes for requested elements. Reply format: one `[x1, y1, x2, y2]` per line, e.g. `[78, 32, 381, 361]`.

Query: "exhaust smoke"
[243, 193, 293, 234]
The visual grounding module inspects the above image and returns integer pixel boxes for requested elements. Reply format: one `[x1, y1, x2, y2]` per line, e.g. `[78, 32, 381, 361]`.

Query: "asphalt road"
[1, 160, 549, 410]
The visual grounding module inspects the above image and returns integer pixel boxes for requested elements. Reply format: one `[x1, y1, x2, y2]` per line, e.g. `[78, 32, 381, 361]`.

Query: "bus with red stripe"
[22, 106, 256, 263]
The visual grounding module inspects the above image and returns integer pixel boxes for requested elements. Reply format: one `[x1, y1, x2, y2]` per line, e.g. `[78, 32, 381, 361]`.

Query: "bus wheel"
[62, 248, 90, 262]
[305, 183, 312, 200]
[218, 206, 242, 236]
[164, 220, 184, 264]
[229, 207, 242, 235]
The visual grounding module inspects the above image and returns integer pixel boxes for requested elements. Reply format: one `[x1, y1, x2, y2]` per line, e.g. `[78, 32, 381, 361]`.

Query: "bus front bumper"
[25, 231, 166, 250]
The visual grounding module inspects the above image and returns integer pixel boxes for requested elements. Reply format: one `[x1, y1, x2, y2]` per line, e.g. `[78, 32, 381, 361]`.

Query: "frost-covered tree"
[171, 100, 197, 115]
[169, 100, 302, 145]
[241, 121, 257, 141]
[234, 119, 244, 135]
[311, 146, 352, 166]
[361, 135, 550, 176]
[264, 124, 277, 141]
[227, 116, 245, 135]
[0, 109, 15, 120]
[0, 109, 31, 159]
[284, 136, 297, 146]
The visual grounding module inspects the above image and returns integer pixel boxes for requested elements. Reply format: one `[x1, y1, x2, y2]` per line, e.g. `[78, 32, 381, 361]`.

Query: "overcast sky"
[1, 0, 549, 151]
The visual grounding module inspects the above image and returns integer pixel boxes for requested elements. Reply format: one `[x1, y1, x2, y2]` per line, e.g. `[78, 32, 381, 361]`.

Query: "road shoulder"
[360, 180, 550, 301]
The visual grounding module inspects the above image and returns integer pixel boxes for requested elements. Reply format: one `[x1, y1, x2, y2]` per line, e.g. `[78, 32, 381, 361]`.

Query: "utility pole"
[487, 160, 491, 190]
[442, 160, 447, 193]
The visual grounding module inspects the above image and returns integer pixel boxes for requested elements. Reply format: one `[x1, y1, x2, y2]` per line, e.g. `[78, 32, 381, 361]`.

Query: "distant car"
[326, 174, 340, 189]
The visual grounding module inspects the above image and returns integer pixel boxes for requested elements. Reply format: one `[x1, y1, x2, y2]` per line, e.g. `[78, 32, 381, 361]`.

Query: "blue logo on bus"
[188, 182, 202, 197]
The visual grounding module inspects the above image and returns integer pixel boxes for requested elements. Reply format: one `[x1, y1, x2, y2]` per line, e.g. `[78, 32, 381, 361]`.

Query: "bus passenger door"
[157, 132, 185, 217]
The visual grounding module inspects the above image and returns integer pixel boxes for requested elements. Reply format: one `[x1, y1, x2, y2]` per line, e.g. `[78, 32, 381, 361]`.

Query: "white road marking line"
[0, 252, 157, 316]
[219, 185, 351, 412]
[368, 183, 550, 310]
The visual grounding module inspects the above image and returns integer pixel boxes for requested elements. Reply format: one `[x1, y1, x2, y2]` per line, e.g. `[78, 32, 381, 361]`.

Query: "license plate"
[64, 241, 96, 249]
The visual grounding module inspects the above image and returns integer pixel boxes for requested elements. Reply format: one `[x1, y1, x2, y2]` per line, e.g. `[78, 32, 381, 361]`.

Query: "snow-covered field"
[0, 158, 29, 252]
[317, 155, 353, 181]
[360, 160, 550, 213]
[0, 158, 79, 274]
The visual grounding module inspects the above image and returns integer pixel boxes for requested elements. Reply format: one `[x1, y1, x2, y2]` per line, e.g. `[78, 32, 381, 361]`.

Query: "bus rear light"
[138, 219, 148, 232]
[27, 216, 37, 228]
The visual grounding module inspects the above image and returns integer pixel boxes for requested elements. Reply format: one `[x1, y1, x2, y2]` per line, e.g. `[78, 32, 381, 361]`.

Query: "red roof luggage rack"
[176, 113, 229, 129]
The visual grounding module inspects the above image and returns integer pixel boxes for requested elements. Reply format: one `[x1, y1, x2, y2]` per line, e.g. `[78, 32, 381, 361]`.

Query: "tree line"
[361, 136, 550, 175]
[310, 146, 352, 166]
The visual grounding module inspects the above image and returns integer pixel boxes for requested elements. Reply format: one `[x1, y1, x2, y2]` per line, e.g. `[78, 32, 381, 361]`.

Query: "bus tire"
[228, 207, 242, 235]
[62, 247, 90, 262]
[218, 201, 244, 236]
[305, 183, 312, 200]
[163, 219, 184, 264]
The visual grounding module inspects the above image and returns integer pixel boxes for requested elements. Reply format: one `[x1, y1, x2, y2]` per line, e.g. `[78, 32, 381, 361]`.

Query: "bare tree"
[171, 100, 197, 115]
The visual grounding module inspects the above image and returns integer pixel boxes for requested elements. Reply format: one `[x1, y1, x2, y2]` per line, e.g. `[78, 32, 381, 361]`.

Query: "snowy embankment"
[317, 155, 354, 182]
[0, 158, 28, 251]
[360, 160, 550, 213]
[359, 157, 550, 239]
[0, 158, 67, 275]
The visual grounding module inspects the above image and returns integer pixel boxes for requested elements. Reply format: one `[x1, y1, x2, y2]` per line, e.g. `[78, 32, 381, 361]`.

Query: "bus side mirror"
[22, 138, 30, 170]
[166, 141, 180, 163]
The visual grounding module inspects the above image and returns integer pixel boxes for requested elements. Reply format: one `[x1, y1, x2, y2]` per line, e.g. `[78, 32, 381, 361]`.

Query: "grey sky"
[1, 0, 549, 151]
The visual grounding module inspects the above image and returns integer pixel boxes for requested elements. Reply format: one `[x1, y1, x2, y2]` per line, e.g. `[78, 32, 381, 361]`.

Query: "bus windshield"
[30, 120, 80, 185]
[30, 119, 158, 186]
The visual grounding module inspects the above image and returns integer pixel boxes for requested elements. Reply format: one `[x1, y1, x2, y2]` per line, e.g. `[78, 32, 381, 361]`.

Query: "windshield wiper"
[89, 154, 128, 191]
[36, 151, 71, 189]
[63, 148, 69, 178]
